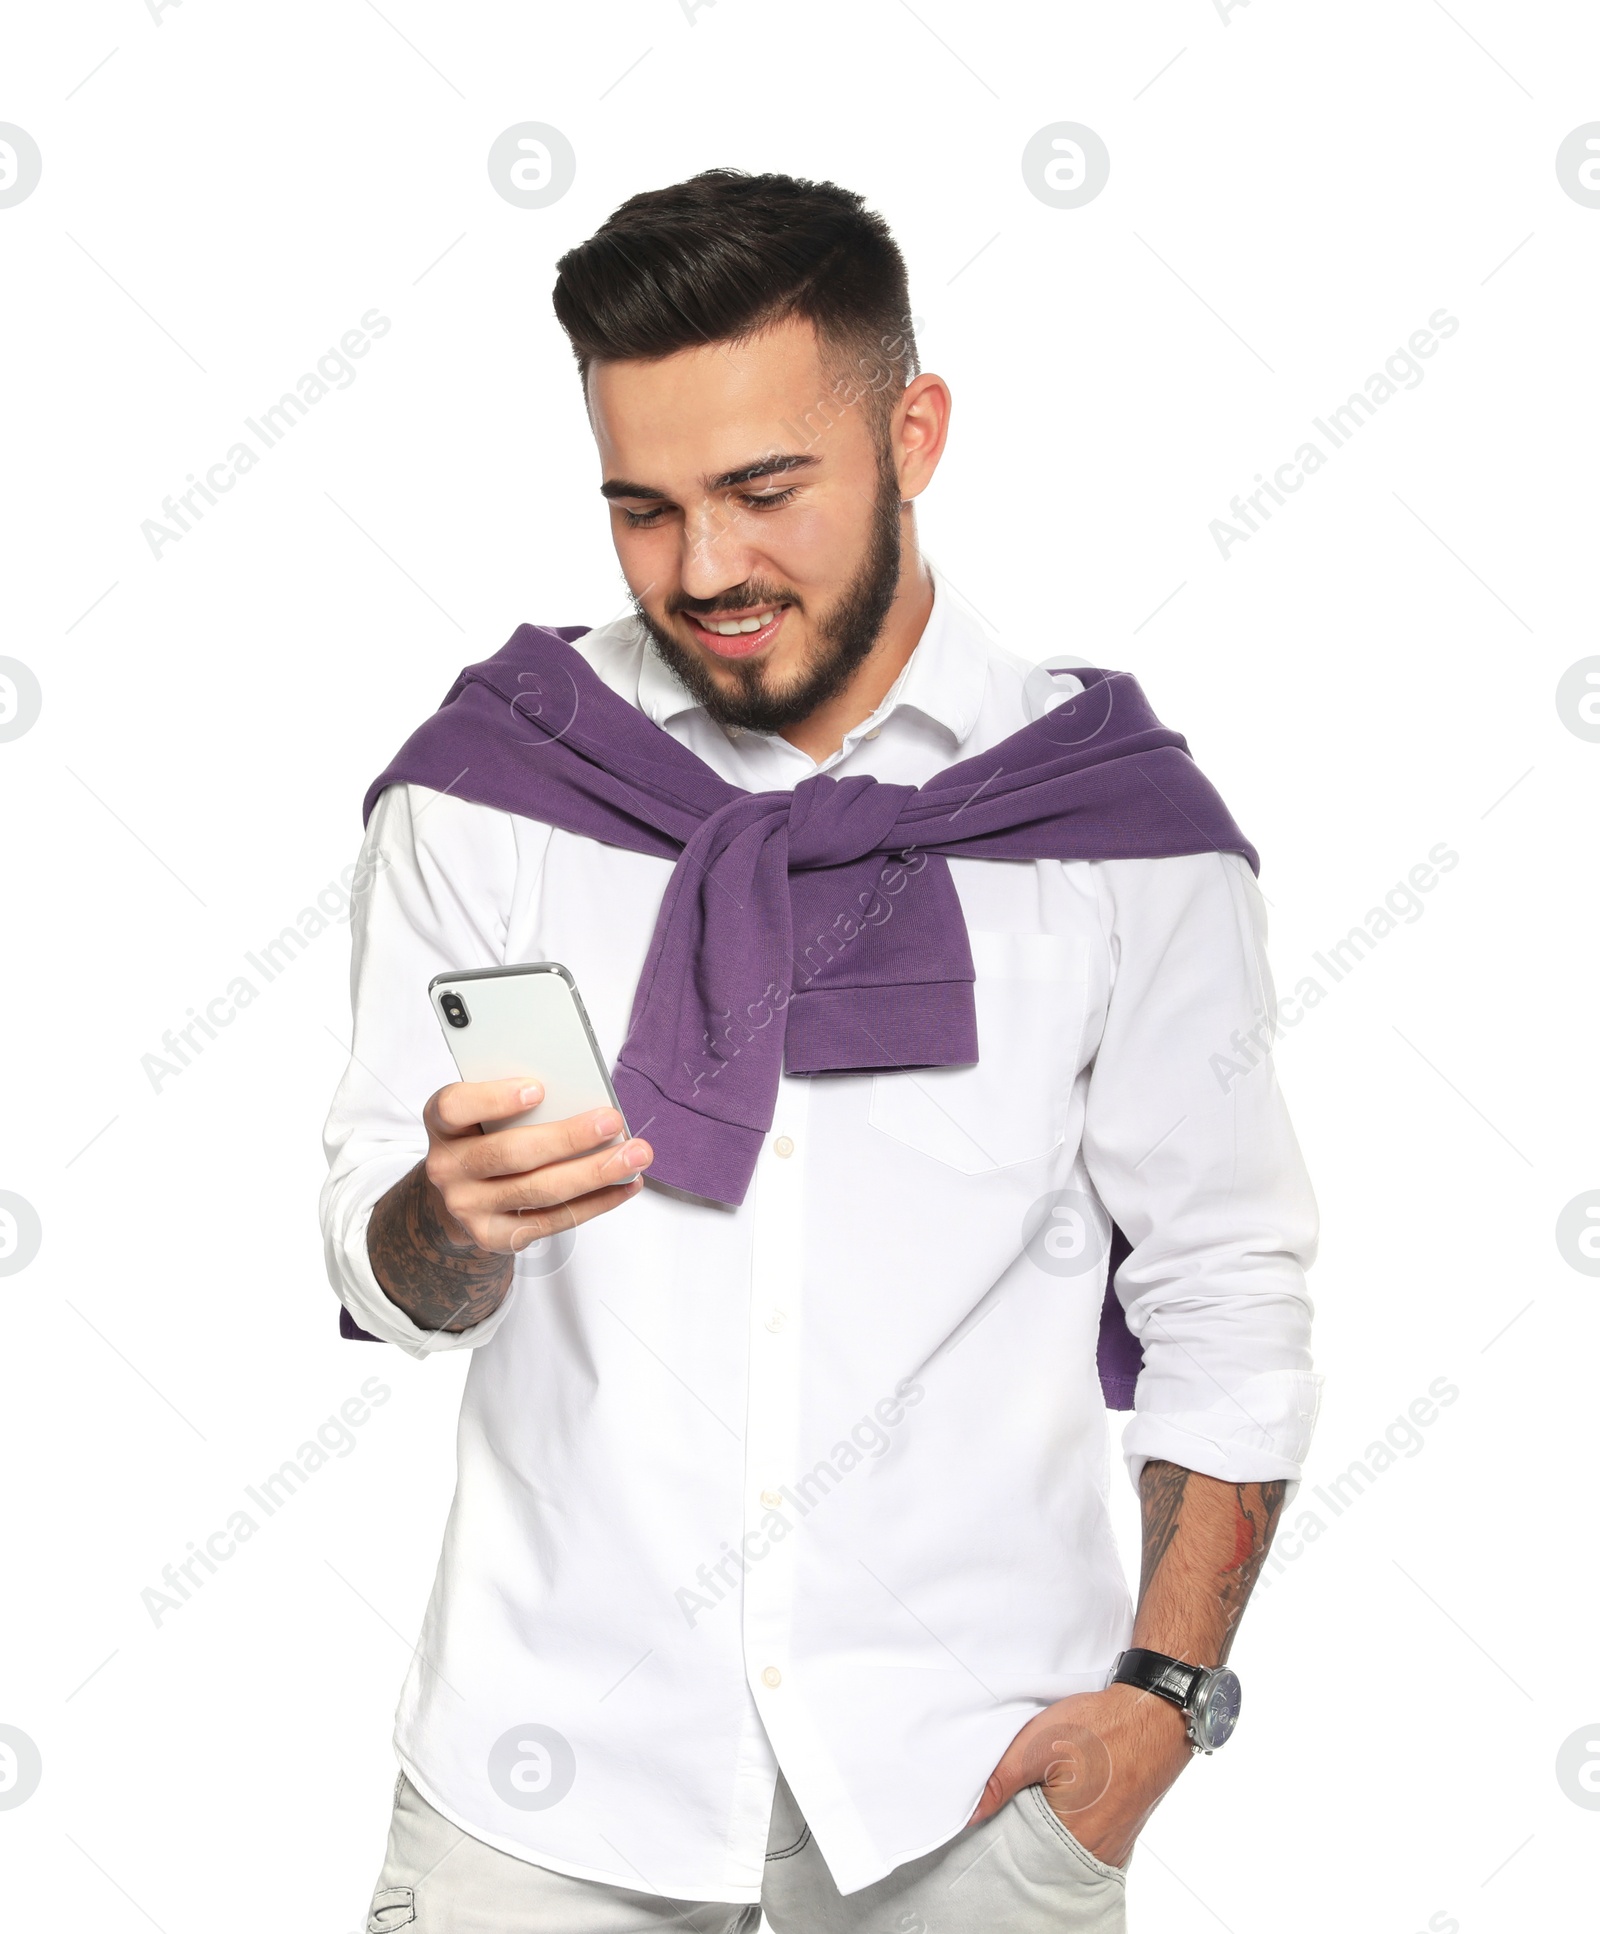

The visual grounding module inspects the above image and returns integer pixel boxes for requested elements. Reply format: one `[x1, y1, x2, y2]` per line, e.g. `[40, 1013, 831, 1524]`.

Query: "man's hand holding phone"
[426, 1077, 653, 1252]
[367, 1077, 652, 1334]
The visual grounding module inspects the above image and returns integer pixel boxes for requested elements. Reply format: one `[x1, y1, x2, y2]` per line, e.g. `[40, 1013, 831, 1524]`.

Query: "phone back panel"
[428, 963, 625, 1136]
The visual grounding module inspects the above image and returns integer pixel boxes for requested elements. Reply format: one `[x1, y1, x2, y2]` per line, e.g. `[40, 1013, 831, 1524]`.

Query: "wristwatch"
[1109, 1647, 1242, 1754]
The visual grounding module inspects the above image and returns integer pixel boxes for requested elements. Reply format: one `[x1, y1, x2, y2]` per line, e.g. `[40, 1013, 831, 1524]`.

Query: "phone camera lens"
[441, 992, 470, 1029]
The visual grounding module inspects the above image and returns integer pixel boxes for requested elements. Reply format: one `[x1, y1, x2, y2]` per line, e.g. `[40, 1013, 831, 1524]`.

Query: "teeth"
[709, 610, 777, 635]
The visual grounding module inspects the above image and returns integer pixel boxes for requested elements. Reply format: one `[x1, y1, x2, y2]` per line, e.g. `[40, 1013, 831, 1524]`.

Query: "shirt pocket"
[867, 929, 1090, 1173]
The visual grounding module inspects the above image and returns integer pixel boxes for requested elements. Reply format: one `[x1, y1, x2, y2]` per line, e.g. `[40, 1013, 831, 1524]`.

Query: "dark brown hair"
[552, 169, 918, 418]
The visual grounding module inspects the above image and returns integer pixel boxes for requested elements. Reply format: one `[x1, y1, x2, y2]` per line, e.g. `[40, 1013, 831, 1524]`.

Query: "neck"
[780, 534, 934, 764]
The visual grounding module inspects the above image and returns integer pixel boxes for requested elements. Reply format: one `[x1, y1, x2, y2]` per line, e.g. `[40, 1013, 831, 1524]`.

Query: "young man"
[321, 170, 1319, 1932]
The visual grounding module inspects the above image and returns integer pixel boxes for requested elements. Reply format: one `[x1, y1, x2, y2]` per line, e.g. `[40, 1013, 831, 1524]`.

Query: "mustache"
[666, 587, 800, 619]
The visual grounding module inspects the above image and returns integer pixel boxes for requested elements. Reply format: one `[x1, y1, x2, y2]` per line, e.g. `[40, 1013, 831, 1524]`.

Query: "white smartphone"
[427, 962, 628, 1141]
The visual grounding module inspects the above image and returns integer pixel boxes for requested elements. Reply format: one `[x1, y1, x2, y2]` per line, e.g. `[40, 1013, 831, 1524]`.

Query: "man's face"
[588, 318, 905, 734]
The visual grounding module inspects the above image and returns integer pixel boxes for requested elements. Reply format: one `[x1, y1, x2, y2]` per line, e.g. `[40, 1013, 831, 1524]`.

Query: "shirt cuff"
[1120, 1369, 1323, 1491]
[327, 1166, 520, 1360]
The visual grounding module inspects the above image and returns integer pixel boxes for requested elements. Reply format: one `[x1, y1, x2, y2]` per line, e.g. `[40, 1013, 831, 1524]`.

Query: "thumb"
[968, 1714, 1113, 1826]
[967, 1727, 1040, 1825]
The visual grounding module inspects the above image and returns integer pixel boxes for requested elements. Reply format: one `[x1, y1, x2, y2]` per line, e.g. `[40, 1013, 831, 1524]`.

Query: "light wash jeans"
[365, 1767, 1129, 1932]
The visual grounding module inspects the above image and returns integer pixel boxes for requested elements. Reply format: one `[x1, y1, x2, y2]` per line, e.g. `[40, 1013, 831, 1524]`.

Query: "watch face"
[1191, 1668, 1242, 1750]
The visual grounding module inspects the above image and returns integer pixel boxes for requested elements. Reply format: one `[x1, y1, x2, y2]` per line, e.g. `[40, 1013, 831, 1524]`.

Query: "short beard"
[632, 455, 904, 736]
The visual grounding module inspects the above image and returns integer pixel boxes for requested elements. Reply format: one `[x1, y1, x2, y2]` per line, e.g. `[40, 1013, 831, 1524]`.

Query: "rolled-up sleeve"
[319, 782, 524, 1358]
[1081, 850, 1321, 1491]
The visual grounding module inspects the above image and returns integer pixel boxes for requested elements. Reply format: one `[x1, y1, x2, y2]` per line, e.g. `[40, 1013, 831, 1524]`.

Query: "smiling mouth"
[680, 604, 789, 660]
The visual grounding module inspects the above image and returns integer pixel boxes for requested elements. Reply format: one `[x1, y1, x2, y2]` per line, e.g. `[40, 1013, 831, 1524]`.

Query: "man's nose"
[678, 501, 758, 602]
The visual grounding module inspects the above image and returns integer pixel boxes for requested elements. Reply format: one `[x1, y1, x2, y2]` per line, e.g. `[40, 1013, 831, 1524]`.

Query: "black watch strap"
[1111, 1646, 1205, 1714]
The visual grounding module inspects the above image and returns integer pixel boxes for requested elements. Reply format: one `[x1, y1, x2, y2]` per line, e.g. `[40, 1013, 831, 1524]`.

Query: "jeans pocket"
[1025, 1785, 1128, 1885]
[368, 1884, 416, 1930]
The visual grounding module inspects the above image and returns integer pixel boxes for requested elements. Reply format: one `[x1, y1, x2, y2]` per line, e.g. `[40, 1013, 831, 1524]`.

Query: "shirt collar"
[633, 569, 990, 749]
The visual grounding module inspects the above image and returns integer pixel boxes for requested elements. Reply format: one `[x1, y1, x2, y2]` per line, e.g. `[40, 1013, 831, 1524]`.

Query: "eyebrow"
[599, 452, 820, 502]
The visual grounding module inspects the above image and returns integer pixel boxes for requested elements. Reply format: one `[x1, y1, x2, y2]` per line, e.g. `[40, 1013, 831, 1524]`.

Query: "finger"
[967, 1764, 1017, 1826]
[967, 1713, 1076, 1824]
[428, 1076, 549, 1139]
[449, 1107, 632, 1183]
[968, 1727, 1043, 1823]
[1040, 1725, 1114, 1816]
[478, 1175, 645, 1253]
[971, 1771, 1006, 1825]
[475, 1134, 653, 1216]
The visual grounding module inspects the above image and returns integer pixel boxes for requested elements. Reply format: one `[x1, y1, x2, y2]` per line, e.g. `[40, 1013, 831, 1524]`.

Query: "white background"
[2, 2, 1596, 1929]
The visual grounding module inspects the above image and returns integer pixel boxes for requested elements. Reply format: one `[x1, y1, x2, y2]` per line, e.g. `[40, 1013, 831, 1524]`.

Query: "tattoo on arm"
[1137, 1459, 1191, 1605]
[1215, 1478, 1289, 1661]
[1135, 1458, 1289, 1665]
[367, 1161, 513, 1333]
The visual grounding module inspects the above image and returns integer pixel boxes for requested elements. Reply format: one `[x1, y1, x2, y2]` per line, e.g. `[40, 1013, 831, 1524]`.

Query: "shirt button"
[761, 1489, 783, 1508]
[762, 1666, 783, 1688]
[865, 727, 881, 740]
[774, 1135, 794, 1158]
[765, 1309, 787, 1333]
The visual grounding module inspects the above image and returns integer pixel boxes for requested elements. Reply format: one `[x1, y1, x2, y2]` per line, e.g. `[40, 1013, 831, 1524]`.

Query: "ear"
[891, 372, 953, 503]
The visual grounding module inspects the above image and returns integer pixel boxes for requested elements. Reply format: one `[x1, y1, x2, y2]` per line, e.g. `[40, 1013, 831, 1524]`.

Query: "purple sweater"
[346, 624, 1260, 1409]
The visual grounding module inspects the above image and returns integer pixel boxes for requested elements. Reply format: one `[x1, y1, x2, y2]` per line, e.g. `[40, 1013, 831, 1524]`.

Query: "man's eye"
[741, 487, 798, 512]
[620, 507, 667, 528]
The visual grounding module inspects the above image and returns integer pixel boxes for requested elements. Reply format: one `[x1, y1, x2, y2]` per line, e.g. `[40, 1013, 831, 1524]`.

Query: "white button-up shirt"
[320, 581, 1320, 1902]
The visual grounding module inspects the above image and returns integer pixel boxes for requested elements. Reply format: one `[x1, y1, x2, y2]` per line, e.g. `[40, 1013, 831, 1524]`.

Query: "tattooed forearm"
[367, 1160, 513, 1332]
[1215, 1479, 1289, 1662]
[1134, 1459, 1289, 1666]
[1137, 1460, 1191, 1606]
